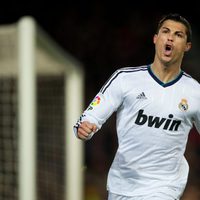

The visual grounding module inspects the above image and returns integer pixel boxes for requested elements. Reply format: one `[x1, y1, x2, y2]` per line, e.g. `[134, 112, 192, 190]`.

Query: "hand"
[77, 121, 97, 140]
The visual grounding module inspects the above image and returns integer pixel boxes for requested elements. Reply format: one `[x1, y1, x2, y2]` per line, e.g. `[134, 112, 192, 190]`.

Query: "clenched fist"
[77, 121, 97, 140]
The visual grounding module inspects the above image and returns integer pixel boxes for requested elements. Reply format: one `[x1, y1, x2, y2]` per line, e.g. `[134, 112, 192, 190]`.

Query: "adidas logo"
[136, 92, 147, 100]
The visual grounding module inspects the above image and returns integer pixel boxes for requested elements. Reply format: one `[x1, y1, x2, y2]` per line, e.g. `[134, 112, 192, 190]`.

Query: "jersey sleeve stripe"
[182, 72, 192, 78]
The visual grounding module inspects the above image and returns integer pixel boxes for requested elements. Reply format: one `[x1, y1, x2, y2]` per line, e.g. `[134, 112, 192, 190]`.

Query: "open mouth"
[165, 44, 172, 51]
[164, 44, 173, 56]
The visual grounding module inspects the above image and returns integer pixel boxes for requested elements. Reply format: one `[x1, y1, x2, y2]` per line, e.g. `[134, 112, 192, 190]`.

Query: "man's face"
[153, 19, 191, 66]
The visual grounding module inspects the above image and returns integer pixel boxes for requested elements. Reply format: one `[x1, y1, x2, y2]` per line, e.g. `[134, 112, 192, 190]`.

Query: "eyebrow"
[161, 26, 185, 35]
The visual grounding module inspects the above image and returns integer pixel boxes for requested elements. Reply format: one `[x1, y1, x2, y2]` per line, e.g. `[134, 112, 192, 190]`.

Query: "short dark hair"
[156, 13, 192, 42]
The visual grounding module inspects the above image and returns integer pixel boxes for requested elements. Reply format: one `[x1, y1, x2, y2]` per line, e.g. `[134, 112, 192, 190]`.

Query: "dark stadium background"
[1, 1, 199, 199]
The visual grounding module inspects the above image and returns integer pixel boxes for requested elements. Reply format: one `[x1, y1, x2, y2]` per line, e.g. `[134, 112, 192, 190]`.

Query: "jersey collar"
[147, 65, 183, 88]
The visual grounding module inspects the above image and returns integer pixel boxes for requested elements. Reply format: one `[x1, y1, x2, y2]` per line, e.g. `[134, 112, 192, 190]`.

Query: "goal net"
[0, 16, 84, 200]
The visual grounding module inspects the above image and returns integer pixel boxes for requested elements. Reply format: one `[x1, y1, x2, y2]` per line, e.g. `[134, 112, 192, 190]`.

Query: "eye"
[176, 32, 184, 38]
[162, 29, 169, 34]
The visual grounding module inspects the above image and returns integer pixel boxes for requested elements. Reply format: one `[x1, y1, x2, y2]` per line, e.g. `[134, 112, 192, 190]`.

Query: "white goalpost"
[18, 16, 37, 200]
[0, 16, 84, 200]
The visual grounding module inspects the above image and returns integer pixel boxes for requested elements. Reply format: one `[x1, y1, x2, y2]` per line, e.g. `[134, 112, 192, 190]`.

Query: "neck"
[151, 62, 182, 84]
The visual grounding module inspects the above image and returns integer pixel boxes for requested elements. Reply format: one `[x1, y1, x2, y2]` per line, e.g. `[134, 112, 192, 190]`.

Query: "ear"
[153, 34, 157, 44]
[185, 42, 192, 52]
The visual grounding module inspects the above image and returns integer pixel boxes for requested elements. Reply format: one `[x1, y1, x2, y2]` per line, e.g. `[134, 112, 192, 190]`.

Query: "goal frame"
[17, 16, 84, 200]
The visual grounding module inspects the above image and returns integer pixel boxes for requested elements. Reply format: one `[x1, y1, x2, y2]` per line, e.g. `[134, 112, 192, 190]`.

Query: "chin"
[161, 60, 171, 67]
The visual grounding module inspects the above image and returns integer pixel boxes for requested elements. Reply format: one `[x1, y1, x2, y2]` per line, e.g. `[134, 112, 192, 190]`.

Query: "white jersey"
[74, 65, 200, 199]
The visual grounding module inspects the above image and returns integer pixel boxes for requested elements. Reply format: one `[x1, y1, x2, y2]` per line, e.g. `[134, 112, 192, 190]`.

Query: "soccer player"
[73, 13, 200, 200]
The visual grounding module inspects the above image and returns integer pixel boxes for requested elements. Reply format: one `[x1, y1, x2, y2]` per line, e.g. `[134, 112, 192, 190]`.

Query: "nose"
[167, 33, 174, 42]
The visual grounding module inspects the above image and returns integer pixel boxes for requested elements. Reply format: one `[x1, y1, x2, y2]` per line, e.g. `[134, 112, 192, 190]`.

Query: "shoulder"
[182, 72, 200, 99]
[100, 65, 148, 94]
[113, 65, 148, 79]
[105, 65, 148, 83]
[117, 65, 148, 73]
[182, 71, 200, 89]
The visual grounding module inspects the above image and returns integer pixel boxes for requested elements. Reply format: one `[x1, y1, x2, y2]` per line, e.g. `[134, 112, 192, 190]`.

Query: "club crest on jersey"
[87, 95, 101, 110]
[178, 99, 188, 112]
